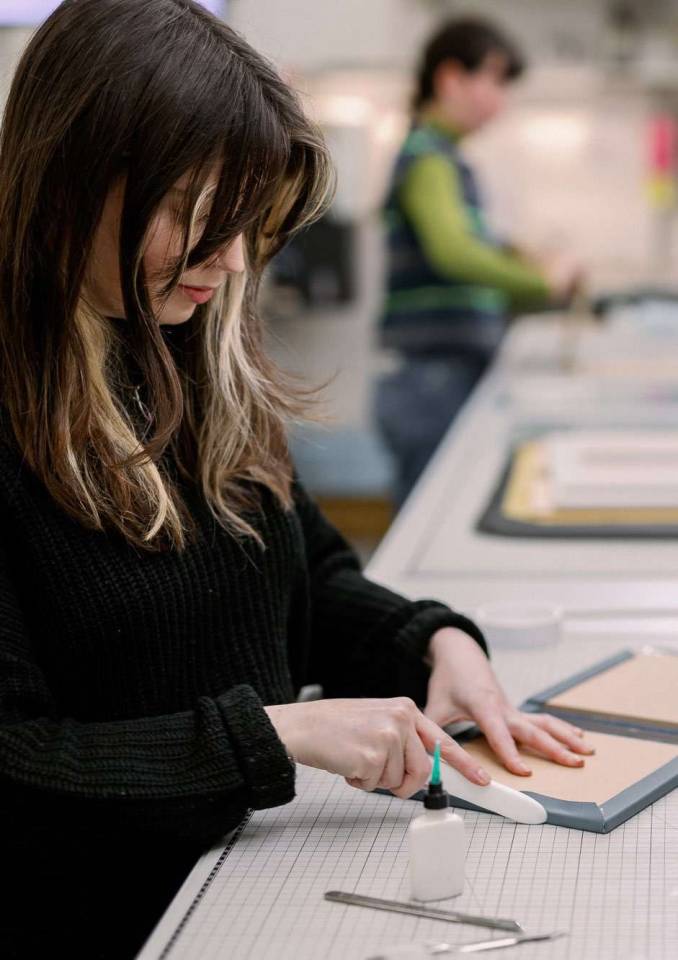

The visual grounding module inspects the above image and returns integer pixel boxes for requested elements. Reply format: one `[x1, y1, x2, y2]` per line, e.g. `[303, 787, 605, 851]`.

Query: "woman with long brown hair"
[0, 2, 591, 956]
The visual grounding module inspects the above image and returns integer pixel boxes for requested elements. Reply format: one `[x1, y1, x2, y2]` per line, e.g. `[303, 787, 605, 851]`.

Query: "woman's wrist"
[425, 626, 479, 667]
[264, 702, 305, 766]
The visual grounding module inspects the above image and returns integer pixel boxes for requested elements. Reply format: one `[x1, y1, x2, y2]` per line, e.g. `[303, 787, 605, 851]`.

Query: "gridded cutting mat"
[139, 764, 678, 960]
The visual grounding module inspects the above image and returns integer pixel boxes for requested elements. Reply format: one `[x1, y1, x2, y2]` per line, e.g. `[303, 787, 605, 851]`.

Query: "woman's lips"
[178, 284, 216, 305]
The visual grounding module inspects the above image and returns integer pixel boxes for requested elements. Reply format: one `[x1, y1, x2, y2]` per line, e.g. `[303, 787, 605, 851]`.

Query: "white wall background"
[0, 27, 30, 101]
[229, 0, 609, 73]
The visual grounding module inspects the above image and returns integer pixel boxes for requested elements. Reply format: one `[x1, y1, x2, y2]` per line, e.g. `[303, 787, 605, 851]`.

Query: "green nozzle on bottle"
[430, 741, 442, 786]
[424, 740, 448, 810]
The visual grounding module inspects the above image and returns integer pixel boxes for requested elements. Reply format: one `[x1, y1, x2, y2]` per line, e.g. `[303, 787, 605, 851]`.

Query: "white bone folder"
[440, 760, 547, 824]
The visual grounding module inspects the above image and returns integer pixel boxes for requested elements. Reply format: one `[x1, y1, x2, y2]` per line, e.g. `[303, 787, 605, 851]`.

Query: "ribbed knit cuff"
[392, 601, 488, 662]
[216, 685, 296, 811]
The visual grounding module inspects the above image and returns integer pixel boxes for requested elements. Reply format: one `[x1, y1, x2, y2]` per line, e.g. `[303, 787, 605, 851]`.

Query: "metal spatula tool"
[325, 890, 522, 932]
[367, 929, 568, 958]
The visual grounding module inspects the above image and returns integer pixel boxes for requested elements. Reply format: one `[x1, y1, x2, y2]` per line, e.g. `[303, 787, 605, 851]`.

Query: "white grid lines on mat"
[152, 766, 678, 960]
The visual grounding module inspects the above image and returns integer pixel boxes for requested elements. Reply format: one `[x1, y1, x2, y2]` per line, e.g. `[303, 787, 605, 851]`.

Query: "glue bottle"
[409, 741, 465, 901]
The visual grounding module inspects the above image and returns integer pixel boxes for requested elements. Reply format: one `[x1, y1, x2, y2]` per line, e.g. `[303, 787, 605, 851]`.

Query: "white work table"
[138, 622, 678, 960]
[139, 314, 678, 960]
[369, 315, 678, 618]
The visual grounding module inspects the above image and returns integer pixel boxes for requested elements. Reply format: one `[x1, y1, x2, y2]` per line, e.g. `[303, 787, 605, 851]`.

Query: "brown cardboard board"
[461, 731, 677, 805]
[546, 651, 678, 728]
[403, 650, 678, 830]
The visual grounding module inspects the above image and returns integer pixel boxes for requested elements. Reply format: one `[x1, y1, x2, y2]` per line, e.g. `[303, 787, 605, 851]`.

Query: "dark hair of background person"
[412, 17, 526, 111]
[0, 0, 333, 551]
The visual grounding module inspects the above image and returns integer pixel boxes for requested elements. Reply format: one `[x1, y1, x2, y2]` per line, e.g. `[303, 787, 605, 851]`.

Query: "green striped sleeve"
[399, 153, 550, 308]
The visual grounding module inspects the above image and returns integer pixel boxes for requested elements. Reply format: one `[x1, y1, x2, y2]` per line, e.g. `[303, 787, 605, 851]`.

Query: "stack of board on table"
[545, 431, 678, 509]
[477, 429, 678, 537]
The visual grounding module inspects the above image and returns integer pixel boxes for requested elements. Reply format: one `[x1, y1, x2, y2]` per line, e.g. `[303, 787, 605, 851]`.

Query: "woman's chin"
[157, 303, 197, 326]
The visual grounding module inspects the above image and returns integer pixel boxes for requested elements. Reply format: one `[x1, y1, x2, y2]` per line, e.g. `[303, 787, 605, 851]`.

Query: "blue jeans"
[374, 355, 488, 506]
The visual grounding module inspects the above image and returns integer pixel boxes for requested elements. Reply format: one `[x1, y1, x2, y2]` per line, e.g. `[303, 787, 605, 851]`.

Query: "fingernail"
[568, 753, 584, 765]
[517, 761, 531, 775]
[475, 768, 490, 785]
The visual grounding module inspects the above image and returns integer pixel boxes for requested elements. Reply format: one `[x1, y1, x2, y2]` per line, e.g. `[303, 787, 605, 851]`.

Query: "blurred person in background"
[376, 17, 580, 506]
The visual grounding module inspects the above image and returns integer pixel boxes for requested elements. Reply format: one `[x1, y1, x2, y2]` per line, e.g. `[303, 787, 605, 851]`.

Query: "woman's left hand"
[424, 627, 595, 776]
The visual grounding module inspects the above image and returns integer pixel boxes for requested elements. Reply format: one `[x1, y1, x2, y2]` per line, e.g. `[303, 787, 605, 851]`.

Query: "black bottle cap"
[423, 780, 449, 810]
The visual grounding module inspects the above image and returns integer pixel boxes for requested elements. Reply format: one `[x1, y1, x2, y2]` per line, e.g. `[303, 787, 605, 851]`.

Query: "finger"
[528, 714, 595, 754]
[350, 772, 384, 793]
[423, 692, 466, 728]
[509, 717, 586, 767]
[349, 748, 389, 793]
[391, 728, 432, 799]
[414, 711, 490, 785]
[473, 707, 532, 776]
[345, 776, 375, 792]
[376, 730, 405, 792]
[423, 691, 451, 726]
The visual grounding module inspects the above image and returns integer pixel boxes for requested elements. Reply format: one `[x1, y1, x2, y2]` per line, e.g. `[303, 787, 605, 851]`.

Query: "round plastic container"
[475, 603, 562, 648]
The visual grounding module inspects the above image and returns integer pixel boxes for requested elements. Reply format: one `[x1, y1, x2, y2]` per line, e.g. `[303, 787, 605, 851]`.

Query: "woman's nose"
[215, 233, 245, 273]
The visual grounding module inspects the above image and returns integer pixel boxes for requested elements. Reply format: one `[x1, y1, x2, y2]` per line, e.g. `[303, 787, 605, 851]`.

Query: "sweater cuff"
[216, 685, 296, 811]
[392, 600, 488, 662]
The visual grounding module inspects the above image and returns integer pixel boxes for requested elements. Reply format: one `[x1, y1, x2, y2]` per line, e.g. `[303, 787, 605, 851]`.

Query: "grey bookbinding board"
[476, 452, 678, 539]
[407, 650, 678, 833]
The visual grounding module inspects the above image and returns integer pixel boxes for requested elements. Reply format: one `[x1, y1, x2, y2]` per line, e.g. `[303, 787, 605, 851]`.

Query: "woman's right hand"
[538, 251, 585, 304]
[264, 697, 490, 799]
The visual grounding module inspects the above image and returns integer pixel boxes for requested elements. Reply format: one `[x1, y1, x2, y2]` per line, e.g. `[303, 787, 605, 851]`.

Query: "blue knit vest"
[380, 124, 506, 357]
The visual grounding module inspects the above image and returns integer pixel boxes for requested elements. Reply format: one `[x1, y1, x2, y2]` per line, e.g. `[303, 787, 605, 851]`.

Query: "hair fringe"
[0, 0, 335, 552]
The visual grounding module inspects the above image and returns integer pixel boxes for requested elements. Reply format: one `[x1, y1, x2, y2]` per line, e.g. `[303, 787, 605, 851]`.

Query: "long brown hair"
[0, 0, 333, 549]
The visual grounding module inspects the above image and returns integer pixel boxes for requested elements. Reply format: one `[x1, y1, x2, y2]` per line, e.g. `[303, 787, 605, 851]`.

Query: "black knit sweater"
[0, 425, 485, 958]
